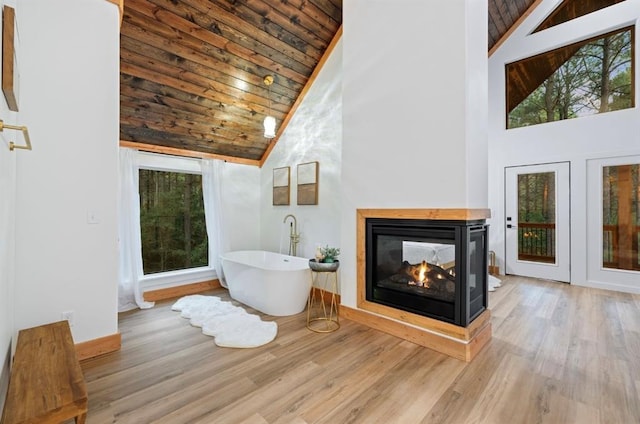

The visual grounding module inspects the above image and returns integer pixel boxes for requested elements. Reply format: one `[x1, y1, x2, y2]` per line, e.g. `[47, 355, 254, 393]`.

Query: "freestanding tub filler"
[220, 250, 312, 316]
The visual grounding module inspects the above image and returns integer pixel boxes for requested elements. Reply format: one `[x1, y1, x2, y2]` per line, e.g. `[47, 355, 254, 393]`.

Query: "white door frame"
[505, 162, 571, 282]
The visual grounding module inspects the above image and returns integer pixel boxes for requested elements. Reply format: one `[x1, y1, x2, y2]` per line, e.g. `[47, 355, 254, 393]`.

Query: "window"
[507, 26, 634, 129]
[517, 172, 556, 263]
[533, 0, 627, 33]
[602, 163, 640, 271]
[139, 169, 208, 275]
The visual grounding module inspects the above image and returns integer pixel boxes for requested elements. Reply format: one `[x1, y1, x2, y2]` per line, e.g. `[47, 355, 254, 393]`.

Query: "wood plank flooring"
[79, 276, 640, 423]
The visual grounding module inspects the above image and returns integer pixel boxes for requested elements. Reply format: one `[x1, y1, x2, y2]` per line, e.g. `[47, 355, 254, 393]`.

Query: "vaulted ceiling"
[119, 0, 537, 165]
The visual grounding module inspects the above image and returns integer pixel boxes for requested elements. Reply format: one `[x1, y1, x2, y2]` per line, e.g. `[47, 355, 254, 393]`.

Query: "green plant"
[319, 245, 340, 263]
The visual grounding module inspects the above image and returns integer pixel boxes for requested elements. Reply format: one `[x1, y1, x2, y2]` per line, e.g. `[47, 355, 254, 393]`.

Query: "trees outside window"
[517, 172, 556, 263]
[508, 27, 633, 129]
[602, 164, 640, 271]
[139, 169, 208, 275]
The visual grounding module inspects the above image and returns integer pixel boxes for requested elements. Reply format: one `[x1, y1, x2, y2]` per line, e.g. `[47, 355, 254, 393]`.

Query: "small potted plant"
[310, 245, 340, 271]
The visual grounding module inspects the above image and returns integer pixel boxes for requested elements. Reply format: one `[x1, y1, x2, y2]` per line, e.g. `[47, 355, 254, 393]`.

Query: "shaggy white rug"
[171, 295, 277, 348]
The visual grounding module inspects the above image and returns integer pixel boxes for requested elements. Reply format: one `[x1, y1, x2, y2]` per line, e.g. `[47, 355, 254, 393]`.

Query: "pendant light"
[263, 75, 276, 139]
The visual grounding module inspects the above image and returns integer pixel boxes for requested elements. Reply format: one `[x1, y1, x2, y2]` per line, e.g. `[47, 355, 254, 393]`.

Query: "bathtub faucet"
[283, 214, 300, 256]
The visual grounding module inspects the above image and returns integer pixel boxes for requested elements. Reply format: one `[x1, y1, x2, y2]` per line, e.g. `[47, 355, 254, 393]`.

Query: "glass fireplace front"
[365, 218, 488, 327]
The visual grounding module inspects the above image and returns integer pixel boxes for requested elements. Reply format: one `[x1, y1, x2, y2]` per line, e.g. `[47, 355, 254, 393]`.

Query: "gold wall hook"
[0, 119, 32, 151]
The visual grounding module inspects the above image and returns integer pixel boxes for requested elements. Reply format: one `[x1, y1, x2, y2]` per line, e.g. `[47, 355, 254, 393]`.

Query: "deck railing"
[517, 223, 640, 270]
[603, 225, 640, 270]
[518, 222, 556, 263]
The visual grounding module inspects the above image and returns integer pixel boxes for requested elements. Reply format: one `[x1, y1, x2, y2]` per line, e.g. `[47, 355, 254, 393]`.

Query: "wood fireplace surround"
[341, 208, 493, 362]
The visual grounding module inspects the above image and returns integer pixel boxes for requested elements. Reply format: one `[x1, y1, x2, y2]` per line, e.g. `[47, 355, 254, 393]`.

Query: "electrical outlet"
[62, 310, 74, 327]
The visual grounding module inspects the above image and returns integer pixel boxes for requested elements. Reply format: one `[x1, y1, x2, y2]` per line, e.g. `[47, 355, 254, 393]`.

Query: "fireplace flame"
[406, 261, 430, 288]
[418, 262, 427, 283]
[403, 260, 455, 288]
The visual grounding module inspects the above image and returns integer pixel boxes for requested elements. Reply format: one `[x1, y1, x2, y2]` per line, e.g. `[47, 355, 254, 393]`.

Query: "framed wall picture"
[297, 161, 319, 205]
[2, 5, 18, 112]
[273, 166, 290, 205]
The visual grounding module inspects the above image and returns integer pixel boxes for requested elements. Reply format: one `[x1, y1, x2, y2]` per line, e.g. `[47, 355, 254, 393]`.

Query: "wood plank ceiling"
[119, 0, 536, 164]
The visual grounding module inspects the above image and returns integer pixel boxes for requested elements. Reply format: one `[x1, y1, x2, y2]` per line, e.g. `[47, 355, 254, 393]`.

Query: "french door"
[505, 163, 570, 282]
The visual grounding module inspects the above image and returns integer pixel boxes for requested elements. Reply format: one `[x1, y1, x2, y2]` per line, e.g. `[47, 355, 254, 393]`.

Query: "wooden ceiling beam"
[119, 140, 261, 166]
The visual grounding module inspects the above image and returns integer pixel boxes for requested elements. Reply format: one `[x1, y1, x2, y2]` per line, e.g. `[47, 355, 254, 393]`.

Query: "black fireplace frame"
[365, 218, 489, 327]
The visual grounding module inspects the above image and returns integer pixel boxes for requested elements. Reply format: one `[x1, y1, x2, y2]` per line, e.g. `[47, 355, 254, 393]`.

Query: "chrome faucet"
[283, 214, 300, 256]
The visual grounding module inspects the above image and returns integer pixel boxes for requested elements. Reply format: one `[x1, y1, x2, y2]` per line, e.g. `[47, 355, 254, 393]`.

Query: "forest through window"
[602, 163, 640, 271]
[508, 27, 633, 129]
[518, 172, 557, 263]
[139, 169, 208, 275]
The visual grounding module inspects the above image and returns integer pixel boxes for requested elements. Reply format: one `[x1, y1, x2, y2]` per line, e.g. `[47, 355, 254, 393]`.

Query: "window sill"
[141, 267, 218, 292]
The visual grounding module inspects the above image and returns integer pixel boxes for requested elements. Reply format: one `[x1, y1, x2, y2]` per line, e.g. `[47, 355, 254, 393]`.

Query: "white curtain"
[201, 159, 230, 288]
[118, 148, 155, 311]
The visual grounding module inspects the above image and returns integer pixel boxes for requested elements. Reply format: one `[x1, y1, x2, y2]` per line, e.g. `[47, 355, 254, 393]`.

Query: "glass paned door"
[602, 164, 640, 271]
[505, 163, 570, 282]
[517, 172, 556, 263]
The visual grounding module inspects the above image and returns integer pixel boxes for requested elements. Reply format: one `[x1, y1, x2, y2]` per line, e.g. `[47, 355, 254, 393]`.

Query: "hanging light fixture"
[263, 75, 276, 139]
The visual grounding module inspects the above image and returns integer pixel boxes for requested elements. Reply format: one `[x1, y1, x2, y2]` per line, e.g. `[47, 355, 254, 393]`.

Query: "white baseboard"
[573, 279, 640, 295]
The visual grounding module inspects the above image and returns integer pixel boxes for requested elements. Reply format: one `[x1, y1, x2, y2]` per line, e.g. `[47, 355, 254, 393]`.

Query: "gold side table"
[306, 263, 340, 333]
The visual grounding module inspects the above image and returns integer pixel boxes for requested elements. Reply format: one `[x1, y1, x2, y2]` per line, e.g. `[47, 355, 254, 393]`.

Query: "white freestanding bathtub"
[220, 250, 312, 316]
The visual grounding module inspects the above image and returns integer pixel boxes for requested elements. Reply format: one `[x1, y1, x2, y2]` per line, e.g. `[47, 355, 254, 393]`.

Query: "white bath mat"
[172, 295, 277, 348]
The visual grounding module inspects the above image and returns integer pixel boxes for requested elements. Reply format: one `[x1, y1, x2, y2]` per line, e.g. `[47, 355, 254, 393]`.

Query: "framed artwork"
[297, 161, 319, 205]
[2, 5, 18, 112]
[273, 166, 290, 205]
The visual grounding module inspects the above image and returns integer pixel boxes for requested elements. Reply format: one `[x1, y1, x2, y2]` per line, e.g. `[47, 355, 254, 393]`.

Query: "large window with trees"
[139, 169, 208, 275]
[507, 26, 634, 129]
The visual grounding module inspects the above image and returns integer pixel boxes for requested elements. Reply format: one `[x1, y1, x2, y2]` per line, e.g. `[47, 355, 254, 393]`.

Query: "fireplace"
[365, 217, 488, 327]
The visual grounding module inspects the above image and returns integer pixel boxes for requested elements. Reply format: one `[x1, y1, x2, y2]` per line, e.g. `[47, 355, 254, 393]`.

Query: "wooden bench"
[1, 321, 88, 424]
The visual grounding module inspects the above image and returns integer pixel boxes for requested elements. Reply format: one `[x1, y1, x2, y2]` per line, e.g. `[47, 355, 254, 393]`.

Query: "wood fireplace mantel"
[345, 208, 493, 362]
[357, 208, 491, 221]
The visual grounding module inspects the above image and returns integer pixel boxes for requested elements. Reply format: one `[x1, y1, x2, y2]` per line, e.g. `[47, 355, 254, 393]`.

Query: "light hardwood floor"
[80, 276, 640, 423]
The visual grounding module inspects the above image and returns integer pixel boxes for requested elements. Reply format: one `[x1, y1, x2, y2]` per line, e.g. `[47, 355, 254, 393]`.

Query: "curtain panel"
[201, 159, 230, 287]
[118, 148, 155, 311]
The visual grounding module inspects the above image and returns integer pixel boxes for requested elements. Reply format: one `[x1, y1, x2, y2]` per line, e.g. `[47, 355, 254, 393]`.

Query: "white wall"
[224, 162, 262, 252]
[0, 0, 17, 409]
[488, 0, 640, 292]
[13, 0, 120, 343]
[340, 0, 488, 307]
[261, 39, 343, 260]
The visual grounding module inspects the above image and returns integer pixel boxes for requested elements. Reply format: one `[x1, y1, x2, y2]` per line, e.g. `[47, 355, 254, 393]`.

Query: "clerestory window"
[507, 26, 634, 129]
[533, 0, 627, 33]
